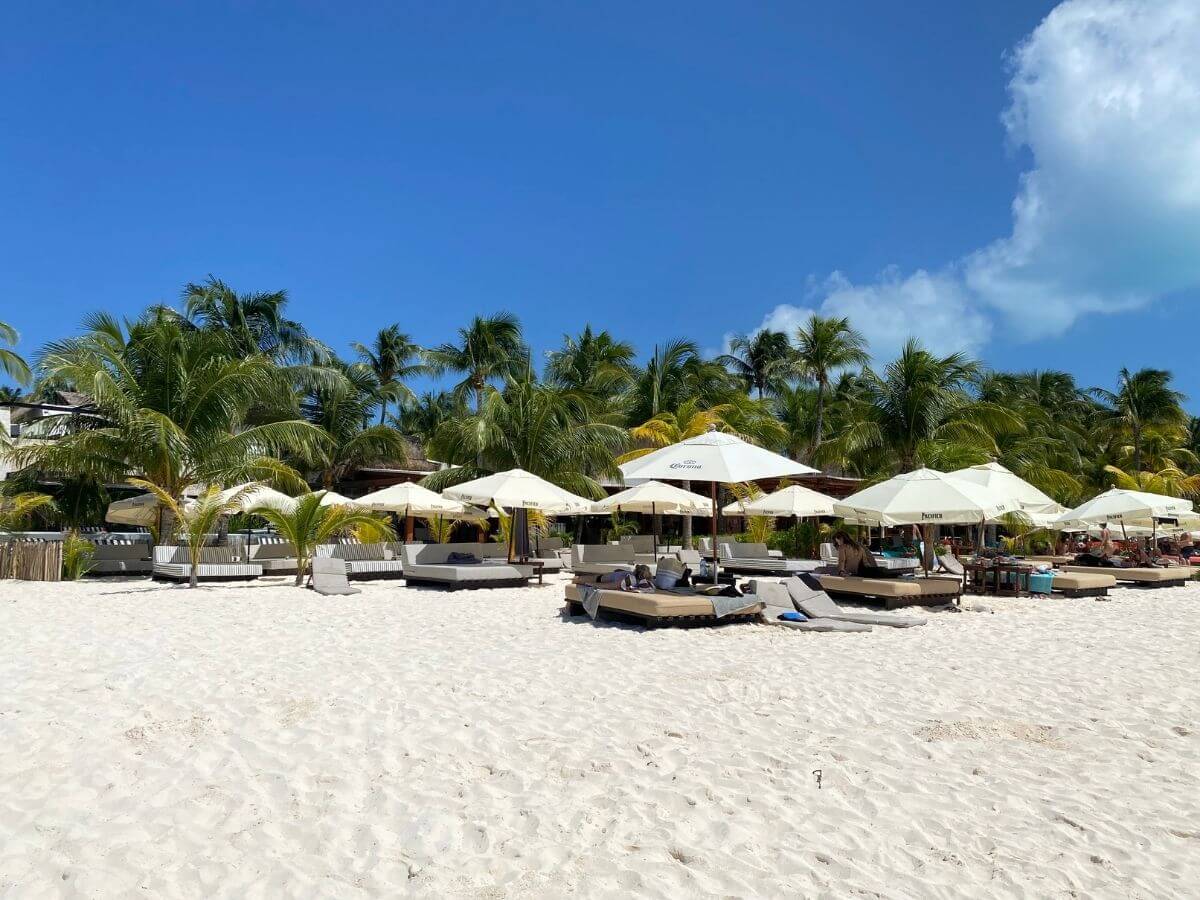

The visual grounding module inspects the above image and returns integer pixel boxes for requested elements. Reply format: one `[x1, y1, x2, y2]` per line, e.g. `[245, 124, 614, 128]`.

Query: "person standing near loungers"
[1099, 522, 1115, 557]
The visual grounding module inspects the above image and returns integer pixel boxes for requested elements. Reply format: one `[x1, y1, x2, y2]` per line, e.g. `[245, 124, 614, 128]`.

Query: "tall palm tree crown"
[1092, 367, 1188, 475]
[425, 312, 528, 414]
[0, 320, 31, 386]
[352, 324, 425, 424]
[718, 330, 794, 399]
[792, 314, 869, 462]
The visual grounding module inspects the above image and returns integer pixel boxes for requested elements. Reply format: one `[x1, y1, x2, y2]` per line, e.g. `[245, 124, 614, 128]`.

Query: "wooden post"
[710, 481, 719, 584]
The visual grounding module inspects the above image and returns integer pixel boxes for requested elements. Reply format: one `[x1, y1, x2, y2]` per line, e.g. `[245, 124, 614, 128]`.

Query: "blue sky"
[2, 1, 1197, 404]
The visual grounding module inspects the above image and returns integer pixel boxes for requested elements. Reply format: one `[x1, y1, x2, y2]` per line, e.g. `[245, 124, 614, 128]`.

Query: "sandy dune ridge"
[1, 574, 1198, 898]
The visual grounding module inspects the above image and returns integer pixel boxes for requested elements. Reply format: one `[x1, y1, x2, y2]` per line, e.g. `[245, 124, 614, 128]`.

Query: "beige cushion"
[564, 584, 762, 618]
[1062, 565, 1188, 583]
[1049, 571, 1116, 590]
[817, 575, 922, 598]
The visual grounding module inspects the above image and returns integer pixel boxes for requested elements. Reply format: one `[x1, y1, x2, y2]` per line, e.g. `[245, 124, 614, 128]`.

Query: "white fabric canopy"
[443, 468, 593, 513]
[104, 493, 159, 527]
[592, 480, 713, 516]
[619, 430, 817, 483]
[106, 483, 298, 525]
[721, 483, 836, 518]
[217, 484, 298, 513]
[316, 490, 359, 507]
[834, 468, 1013, 526]
[1054, 488, 1193, 526]
[949, 462, 1062, 515]
[356, 482, 471, 516]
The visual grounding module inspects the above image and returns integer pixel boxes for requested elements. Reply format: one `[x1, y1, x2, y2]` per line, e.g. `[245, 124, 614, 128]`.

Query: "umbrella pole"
[405, 504, 414, 543]
[652, 502, 658, 558]
[710, 481, 719, 584]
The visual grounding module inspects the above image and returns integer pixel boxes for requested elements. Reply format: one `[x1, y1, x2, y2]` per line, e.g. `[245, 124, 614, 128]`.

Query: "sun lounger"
[87, 537, 153, 575]
[309, 556, 362, 596]
[152, 545, 262, 582]
[563, 582, 761, 628]
[1044, 570, 1115, 597]
[1061, 565, 1191, 588]
[718, 542, 815, 575]
[746, 580, 872, 632]
[816, 573, 961, 609]
[936, 553, 965, 577]
[570, 544, 652, 577]
[532, 537, 568, 572]
[249, 537, 299, 574]
[401, 542, 532, 590]
[314, 542, 406, 580]
[785, 577, 927, 626]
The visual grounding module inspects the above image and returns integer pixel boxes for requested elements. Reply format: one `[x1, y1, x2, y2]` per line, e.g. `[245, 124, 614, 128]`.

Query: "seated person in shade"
[833, 530, 878, 576]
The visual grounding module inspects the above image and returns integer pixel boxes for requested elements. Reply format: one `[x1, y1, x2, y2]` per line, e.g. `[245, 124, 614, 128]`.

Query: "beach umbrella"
[834, 468, 1013, 568]
[357, 481, 473, 541]
[618, 429, 817, 582]
[591, 480, 713, 555]
[105, 493, 160, 527]
[721, 483, 836, 518]
[317, 490, 359, 507]
[444, 469, 593, 560]
[949, 462, 1062, 515]
[1054, 488, 1192, 525]
[212, 484, 298, 514]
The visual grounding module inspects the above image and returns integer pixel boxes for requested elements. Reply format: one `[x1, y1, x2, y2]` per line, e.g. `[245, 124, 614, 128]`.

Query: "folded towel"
[446, 552, 481, 564]
[577, 584, 602, 619]
[709, 592, 758, 619]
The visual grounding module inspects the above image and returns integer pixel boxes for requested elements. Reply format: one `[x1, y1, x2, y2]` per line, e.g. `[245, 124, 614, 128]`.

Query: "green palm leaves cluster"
[1, 277, 1196, 559]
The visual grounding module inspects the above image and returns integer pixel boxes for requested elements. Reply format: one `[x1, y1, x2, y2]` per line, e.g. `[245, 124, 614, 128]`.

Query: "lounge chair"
[819, 542, 839, 567]
[1061, 564, 1191, 588]
[784, 576, 927, 627]
[675, 548, 703, 567]
[1043, 570, 1115, 597]
[152, 546, 262, 583]
[936, 553, 965, 577]
[618, 535, 663, 564]
[314, 542, 405, 580]
[816, 572, 962, 609]
[309, 556, 362, 596]
[746, 580, 872, 632]
[570, 544, 651, 577]
[718, 541, 815, 575]
[401, 542, 533, 590]
[249, 537, 299, 575]
[562, 582, 761, 629]
[532, 537, 569, 573]
[87, 537, 153, 575]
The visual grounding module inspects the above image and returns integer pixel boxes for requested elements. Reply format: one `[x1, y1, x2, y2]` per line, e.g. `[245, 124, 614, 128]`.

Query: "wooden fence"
[0, 540, 63, 581]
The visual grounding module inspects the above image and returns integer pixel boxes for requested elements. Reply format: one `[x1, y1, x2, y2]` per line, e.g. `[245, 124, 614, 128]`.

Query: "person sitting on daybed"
[833, 531, 880, 576]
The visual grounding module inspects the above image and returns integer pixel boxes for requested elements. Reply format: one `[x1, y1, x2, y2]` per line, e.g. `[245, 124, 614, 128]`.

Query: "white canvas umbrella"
[444, 469, 593, 561]
[834, 468, 1012, 527]
[357, 481, 474, 541]
[721, 483, 836, 518]
[105, 493, 159, 527]
[591, 480, 713, 556]
[618, 429, 817, 581]
[214, 484, 298, 514]
[836, 468, 1014, 566]
[1054, 488, 1192, 525]
[317, 490, 359, 507]
[443, 469, 593, 513]
[949, 462, 1062, 515]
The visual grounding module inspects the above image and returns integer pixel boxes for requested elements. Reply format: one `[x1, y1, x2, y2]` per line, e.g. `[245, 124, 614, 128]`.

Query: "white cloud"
[751, 0, 1200, 358]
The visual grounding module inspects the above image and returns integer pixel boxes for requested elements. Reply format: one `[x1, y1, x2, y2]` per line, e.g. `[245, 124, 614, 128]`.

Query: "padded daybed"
[816, 574, 962, 609]
[1062, 565, 1192, 588]
[249, 538, 300, 575]
[314, 542, 406, 580]
[401, 542, 533, 591]
[152, 546, 262, 583]
[563, 583, 761, 628]
[570, 544, 652, 577]
[1045, 570, 1116, 597]
[87, 538, 153, 575]
[718, 542, 814, 575]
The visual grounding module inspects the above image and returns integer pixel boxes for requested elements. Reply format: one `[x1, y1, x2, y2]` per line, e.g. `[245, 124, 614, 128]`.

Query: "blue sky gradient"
[1, 1, 1194, 403]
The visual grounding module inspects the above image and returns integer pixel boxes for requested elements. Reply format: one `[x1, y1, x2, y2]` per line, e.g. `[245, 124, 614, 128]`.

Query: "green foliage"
[61, 531, 95, 580]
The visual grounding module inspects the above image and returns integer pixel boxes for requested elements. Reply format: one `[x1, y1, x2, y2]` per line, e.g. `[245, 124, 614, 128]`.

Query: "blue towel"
[779, 611, 809, 622]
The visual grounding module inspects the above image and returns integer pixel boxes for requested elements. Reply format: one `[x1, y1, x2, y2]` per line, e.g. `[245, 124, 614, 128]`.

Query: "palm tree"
[0, 320, 31, 386]
[422, 368, 625, 499]
[792, 314, 869, 462]
[425, 313, 527, 414]
[1092, 368, 1188, 475]
[1103, 463, 1200, 499]
[352, 325, 426, 424]
[183, 276, 326, 362]
[6, 310, 327, 538]
[133, 482, 252, 588]
[393, 391, 463, 448]
[250, 491, 394, 586]
[0, 491, 56, 533]
[301, 361, 409, 488]
[825, 339, 1019, 476]
[718, 330, 793, 398]
[624, 340, 742, 426]
[545, 326, 636, 395]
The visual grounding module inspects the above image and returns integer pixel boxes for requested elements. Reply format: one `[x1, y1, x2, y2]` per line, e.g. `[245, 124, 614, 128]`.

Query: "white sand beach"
[2, 575, 1198, 898]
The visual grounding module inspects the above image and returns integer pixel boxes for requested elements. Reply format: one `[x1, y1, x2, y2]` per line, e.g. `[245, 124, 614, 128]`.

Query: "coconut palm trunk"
[681, 479, 694, 548]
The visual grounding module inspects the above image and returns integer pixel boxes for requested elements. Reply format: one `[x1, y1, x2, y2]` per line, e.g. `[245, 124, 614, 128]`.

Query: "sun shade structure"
[216, 484, 298, 513]
[1054, 488, 1192, 526]
[317, 490, 359, 507]
[948, 462, 1062, 515]
[105, 493, 160, 527]
[618, 429, 817, 582]
[357, 481, 476, 542]
[721, 483, 836, 518]
[106, 483, 297, 526]
[591, 481, 713, 516]
[443, 468, 593, 514]
[834, 468, 1012, 527]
